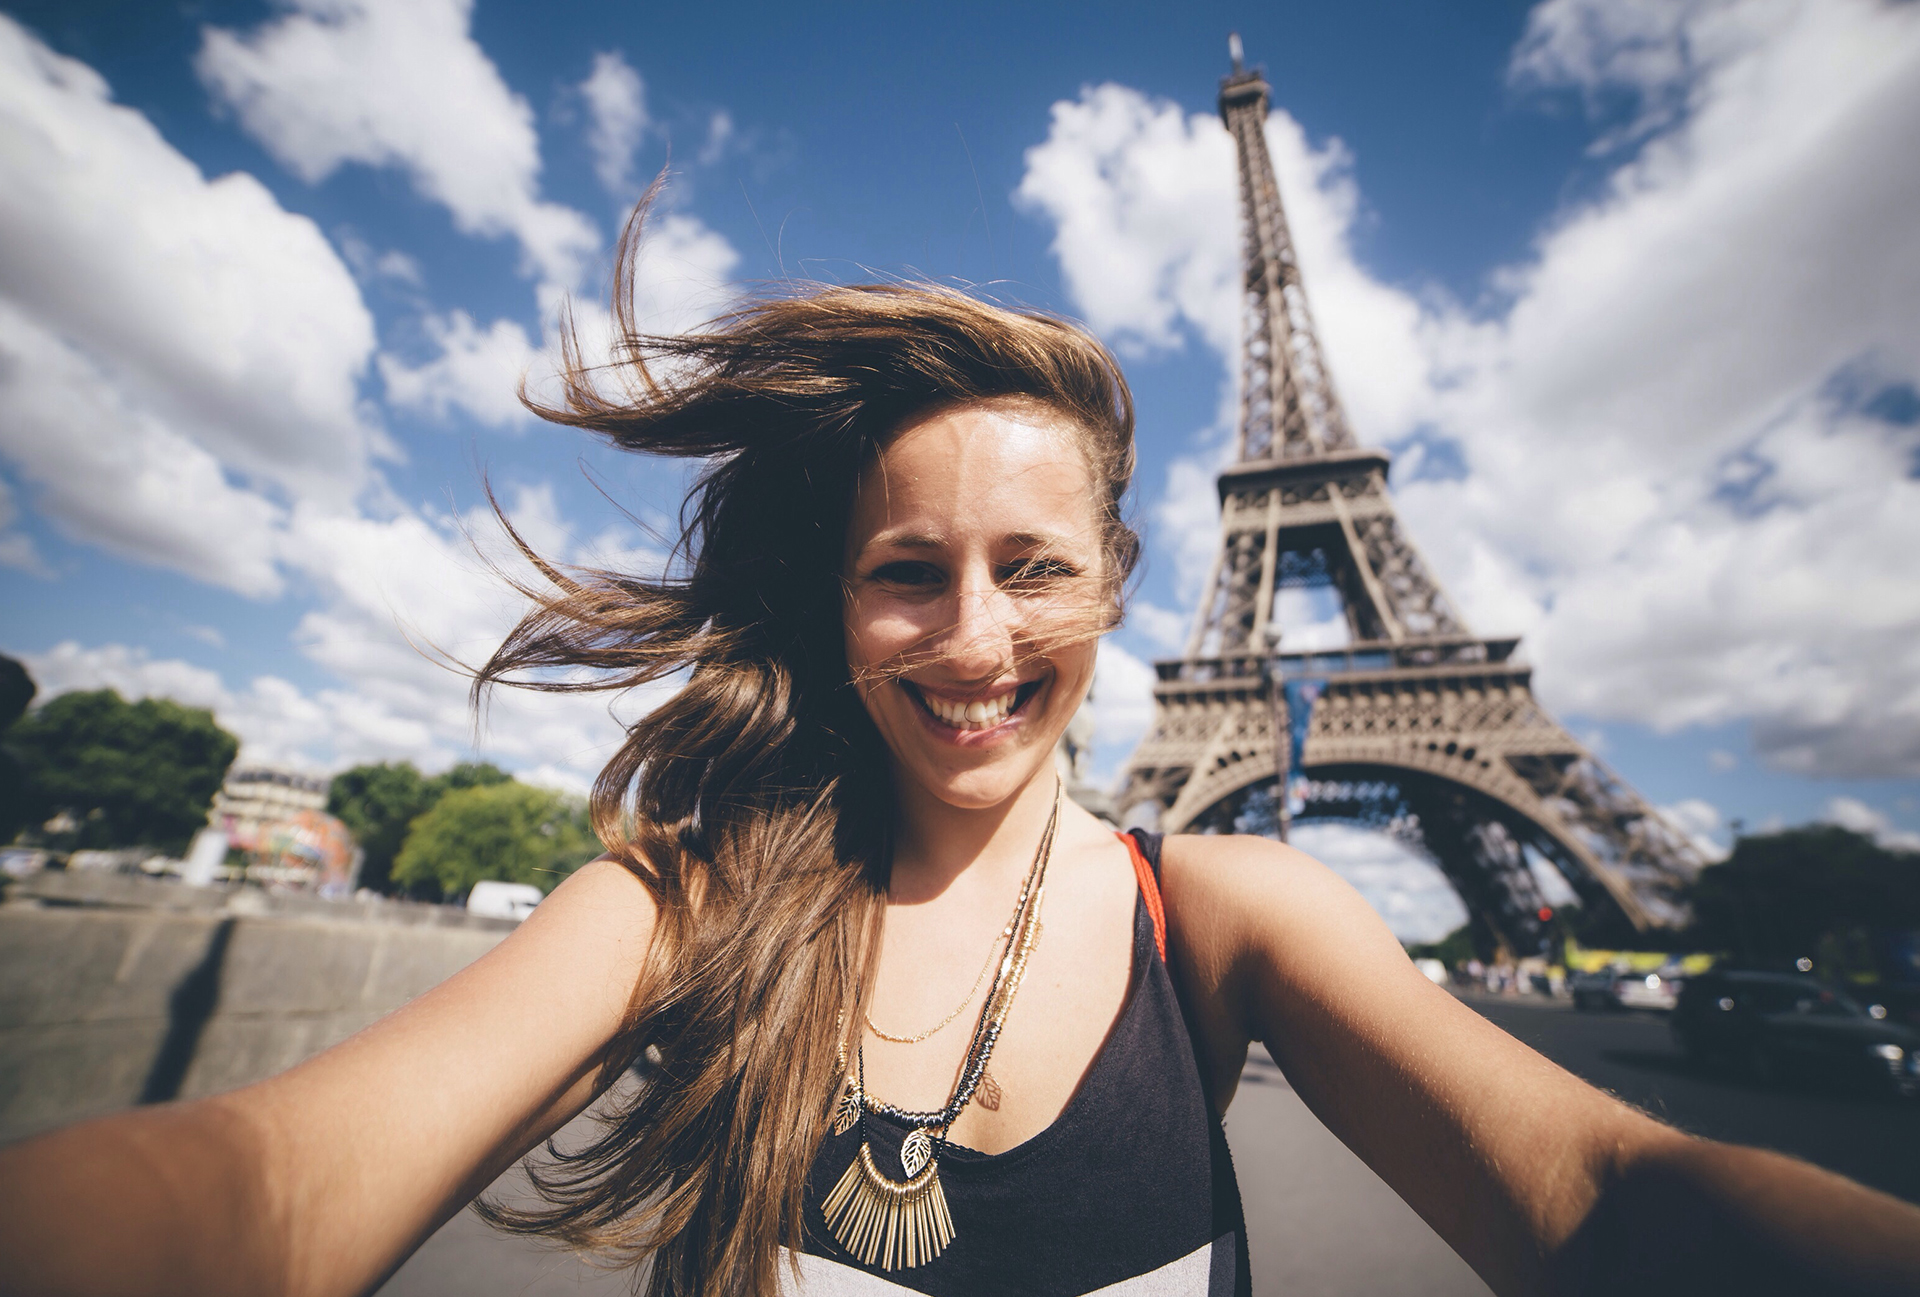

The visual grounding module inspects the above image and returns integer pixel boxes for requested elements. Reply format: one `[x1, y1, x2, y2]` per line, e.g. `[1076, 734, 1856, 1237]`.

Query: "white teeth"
[917, 687, 1022, 730]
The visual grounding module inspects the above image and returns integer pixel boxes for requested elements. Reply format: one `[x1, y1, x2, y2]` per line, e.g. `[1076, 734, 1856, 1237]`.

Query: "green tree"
[0, 655, 37, 844]
[327, 761, 429, 893]
[328, 760, 513, 894]
[425, 761, 512, 800]
[392, 782, 598, 900]
[1688, 824, 1920, 971]
[11, 689, 239, 855]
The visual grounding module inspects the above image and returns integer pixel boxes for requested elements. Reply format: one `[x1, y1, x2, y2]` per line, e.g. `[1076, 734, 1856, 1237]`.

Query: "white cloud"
[0, 15, 378, 494]
[0, 304, 287, 595]
[581, 50, 649, 195]
[1708, 748, 1738, 772]
[1015, 84, 1237, 358]
[1823, 795, 1920, 853]
[336, 230, 423, 286]
[620, 211, 743, 338]
[1152, 452, 1228, 609]
[1016, 85, 1433, 444]
[197, 0, 598, 288]
[195, 2, 744, 442]
[1017, 0, 1920, 779]
[698, 110, 735, 167]
[379, 309, 539, 428]
[385, 207, 741, 433]
[17, 482, 660, 784]
[1124, 600, 1189, 655]
[1657, 797, 1732, 862]
[276, 488, 630, 768]
[1089, 639, 1157, 779]
[0, 14, 379, 594]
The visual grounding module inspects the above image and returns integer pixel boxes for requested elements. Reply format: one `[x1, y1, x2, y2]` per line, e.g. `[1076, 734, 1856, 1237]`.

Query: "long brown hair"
[475, 193, 1140, 1295]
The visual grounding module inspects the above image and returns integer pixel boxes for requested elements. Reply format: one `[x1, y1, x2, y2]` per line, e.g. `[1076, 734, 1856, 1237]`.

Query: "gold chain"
[862, 918, 1014, 1044]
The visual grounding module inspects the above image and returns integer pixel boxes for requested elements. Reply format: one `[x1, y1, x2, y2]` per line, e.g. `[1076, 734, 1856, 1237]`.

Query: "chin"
[922, 760, 1051, 810]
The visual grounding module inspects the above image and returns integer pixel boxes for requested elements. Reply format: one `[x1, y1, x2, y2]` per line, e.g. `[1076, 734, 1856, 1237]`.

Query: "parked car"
[1672, 970, 1920, 1098]
[1569, 968, 1619, 1010]
[1617, 968, 1682, 1011]
[466, 879, 543, 921]
[1570, 965, 1681, 1011]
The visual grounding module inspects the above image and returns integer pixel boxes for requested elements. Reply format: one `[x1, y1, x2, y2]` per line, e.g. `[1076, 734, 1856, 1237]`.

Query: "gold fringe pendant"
[821, 1141, 955, 1271]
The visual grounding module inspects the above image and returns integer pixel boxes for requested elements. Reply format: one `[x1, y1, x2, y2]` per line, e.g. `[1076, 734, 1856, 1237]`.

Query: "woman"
[3, 207, 1918, 1297]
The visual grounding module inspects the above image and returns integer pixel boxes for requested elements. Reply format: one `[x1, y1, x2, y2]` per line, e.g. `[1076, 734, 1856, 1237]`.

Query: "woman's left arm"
[1158, 833, 1920, 1297]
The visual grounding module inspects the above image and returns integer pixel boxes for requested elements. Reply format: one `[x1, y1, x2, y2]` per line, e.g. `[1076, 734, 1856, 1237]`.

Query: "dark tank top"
[786, 831, 1251, 1296]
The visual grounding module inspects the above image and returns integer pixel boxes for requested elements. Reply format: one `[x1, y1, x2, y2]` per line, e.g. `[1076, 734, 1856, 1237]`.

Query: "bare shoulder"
[1153, 832, 1423, 1050]
[533, 855, 660, 926]
[505, 856, 660, 983]
[1157, 831, 1388, 952]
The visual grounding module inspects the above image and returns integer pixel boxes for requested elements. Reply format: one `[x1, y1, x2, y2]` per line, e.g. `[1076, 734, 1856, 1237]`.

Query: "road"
[379, 993, 1920, 1296]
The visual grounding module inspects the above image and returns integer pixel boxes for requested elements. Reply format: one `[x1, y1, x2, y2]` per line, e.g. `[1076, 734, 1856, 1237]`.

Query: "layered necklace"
[825, 780, 1061, 1271]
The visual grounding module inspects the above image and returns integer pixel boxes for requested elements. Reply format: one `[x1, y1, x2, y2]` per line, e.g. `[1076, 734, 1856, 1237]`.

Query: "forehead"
[848, 403, 1098, 552]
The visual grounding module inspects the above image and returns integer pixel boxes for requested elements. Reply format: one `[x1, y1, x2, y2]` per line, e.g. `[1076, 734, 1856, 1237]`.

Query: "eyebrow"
[859, 531, 944, 556]
[857, 529, 1078, 558]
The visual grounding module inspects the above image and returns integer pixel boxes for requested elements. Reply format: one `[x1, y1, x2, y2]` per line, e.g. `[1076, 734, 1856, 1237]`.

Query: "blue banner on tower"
[1282, 677, 1325, 815]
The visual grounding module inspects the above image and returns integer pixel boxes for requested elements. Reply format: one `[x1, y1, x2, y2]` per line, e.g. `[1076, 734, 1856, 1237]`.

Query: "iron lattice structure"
[1116, 54, 1703, 950]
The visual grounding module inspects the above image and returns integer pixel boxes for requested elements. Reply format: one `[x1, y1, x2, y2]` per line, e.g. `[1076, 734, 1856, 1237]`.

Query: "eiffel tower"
[1116, 42, 1703, 951]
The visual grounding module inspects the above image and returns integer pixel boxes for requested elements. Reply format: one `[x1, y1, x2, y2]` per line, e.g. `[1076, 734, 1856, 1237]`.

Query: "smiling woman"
[3, 200, 1920, 1297]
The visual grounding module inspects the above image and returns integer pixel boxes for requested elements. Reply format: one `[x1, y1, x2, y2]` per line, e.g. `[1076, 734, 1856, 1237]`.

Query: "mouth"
[900, 678, 1046, 734]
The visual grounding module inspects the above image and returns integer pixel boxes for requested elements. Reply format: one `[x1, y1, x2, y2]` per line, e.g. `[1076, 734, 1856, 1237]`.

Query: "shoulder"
[496, 856, 661, 1000]
[1153, 832, 1408, 1020]
[1157, 832, 1377, 939]
[524, 856, 659, 941]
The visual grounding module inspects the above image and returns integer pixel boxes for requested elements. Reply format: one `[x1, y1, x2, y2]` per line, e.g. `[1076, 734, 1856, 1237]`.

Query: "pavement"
[379, 992, 1920, 1296]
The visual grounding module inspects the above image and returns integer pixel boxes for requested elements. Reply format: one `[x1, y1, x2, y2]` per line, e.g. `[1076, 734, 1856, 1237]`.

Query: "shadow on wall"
[138, 917, 235, 1105]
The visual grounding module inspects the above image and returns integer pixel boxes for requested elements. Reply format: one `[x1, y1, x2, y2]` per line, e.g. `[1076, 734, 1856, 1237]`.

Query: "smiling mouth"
[902, 679, 1045, 731]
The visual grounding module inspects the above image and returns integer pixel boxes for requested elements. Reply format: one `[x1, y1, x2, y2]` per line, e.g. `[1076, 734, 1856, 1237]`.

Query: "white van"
[466, 880, 544, 921]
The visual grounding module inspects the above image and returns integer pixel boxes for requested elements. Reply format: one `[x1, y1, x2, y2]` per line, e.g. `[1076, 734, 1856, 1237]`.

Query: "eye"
[868, 560, 944, 588]
[998, 556, 1081, 586]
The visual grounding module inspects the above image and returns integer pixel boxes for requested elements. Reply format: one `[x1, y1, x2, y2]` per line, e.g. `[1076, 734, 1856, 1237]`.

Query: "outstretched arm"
[0, 859, 658, 1297]
[1159, 834, 1920, 1297]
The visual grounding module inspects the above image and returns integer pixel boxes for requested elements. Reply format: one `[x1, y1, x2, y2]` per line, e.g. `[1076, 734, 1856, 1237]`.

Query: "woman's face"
[843, 401, 1107, 810]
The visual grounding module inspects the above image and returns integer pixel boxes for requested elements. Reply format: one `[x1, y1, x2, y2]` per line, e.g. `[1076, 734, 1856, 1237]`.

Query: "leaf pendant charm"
[833, 1082, 861, 1136]
[899, 1126, 932, 1178]
[974, 1069, 1003, 1112]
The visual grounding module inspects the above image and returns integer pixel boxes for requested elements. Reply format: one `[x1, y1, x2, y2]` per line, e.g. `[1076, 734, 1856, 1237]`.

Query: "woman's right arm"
[0, 858, 659, 1297]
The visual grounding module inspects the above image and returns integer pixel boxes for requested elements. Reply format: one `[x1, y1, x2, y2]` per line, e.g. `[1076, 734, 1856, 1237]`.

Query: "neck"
[886, 766, 1062, 907]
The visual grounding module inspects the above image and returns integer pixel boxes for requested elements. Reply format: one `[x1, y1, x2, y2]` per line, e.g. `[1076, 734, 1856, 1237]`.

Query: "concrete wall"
[0, 878, 511, 1143]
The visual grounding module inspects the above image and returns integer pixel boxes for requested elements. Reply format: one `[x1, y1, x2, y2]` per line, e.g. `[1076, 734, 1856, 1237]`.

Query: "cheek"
[842, 594, 925, 681]
[1052, 638, 1099, 694]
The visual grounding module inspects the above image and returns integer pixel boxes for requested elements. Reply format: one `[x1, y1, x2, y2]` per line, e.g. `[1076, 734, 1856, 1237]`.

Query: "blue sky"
[3, 1, 1917, 936]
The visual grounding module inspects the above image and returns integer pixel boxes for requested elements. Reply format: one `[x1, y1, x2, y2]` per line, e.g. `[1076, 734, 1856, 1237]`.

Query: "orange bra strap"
[1117, 831, 1167, 963]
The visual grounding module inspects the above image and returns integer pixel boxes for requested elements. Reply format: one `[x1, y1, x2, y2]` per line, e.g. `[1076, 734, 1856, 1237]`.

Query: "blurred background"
[2, 2, 1917, 1293]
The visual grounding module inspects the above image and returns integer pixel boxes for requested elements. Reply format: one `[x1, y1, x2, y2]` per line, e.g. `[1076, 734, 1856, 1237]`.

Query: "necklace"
[825, 781, 1061, 1271]
[863, 921, 1010, 1043]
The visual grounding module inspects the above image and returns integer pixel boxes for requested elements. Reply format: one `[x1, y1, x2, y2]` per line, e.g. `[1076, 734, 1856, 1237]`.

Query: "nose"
[941, 566, 1018, 679]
